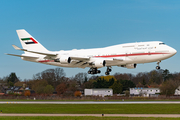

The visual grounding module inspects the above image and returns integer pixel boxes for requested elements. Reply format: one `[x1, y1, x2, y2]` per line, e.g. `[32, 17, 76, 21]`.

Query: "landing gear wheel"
[156, 61, 161, 70]
[108, 69, 112, 72]
[156, 66, 160, 70]
[105, 66, 111, 75]
[97, 70, 101, 73]
[88, 68, 101, 74]
[105, 72, 109, 75]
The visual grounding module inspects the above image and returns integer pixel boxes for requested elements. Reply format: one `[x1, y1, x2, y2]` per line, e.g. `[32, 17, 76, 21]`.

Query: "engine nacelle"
[121, 64, 137, 69]
[93, 60, 106, 68]
[54, 56, 71, 64]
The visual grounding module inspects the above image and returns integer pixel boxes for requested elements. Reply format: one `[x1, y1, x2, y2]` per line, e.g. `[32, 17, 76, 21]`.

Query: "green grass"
[0, 116, 178, 120]
[0, 104, 180, 114]
[1, 99, 180, 101]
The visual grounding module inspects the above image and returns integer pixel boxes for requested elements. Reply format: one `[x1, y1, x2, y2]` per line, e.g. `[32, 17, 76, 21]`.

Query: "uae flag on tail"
[21, 38, 38, 44]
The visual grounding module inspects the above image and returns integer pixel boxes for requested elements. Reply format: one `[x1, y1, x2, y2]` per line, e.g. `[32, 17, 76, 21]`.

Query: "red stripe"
[30, 38, 38, 44]
[94, 52, 169, 58]
[38, 53, 169, 62]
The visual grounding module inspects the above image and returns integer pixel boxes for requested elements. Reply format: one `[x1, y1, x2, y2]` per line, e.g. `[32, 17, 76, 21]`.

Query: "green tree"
[110, 81, 122, 94]
[148, 70, 163, 84]
[7, 73, 19, 86]
[32, 79, 48, 94]
[93, 76, 116, 88]
[142, 79, 146, 87]
[44, 85, 54, 95]
[93, 77, 109, 88]
[162, 69, 173, 81]
[120, 80, 136, 91]
[84, 79, 96, 88]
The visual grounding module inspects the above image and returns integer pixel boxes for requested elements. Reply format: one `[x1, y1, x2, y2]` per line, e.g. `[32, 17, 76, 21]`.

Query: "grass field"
[1, 99, 180, 101]
[0, 104, 180, 114]
[0, 116, 179, 120]
[0, 104, 180, 119]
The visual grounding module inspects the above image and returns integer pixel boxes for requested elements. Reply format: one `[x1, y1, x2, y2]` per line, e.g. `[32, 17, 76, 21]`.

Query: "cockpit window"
[159, 43, 165, 45]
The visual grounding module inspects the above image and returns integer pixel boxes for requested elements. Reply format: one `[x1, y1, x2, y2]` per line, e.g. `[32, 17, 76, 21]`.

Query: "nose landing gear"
[156, 61, 161, 70]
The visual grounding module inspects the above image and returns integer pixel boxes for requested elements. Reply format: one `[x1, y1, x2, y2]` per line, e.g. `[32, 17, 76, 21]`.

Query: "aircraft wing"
[104, 58, 124, 65]
[69, 57, 90, 68]
[70, 57, 124, 68]
[70, 56, 90, 61]
[12, 45, 57, 56]
[5, 53, 39, 59]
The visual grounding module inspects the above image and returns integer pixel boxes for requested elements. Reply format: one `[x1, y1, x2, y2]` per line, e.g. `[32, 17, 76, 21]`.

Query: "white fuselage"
[22, 41, 177, 68]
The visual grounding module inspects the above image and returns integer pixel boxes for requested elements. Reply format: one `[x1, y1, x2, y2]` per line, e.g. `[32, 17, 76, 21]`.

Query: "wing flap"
[70, 60, 90, 68]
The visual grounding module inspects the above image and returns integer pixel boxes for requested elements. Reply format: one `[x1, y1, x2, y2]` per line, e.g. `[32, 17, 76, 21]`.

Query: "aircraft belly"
[134, 54, 166, 63]
[123, 54, 164, 64]
[41, 61, 89, 68]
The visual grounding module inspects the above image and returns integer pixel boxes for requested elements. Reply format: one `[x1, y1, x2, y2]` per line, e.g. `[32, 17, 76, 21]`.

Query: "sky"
[0, 0, 180, 80]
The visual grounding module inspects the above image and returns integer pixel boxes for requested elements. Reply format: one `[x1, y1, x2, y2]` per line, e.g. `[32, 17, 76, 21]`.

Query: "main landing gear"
[105, 67, 112, 75]
[88, 68, 101, 74]
[88, 67, 112, 75]
[156, 61, 161, 70]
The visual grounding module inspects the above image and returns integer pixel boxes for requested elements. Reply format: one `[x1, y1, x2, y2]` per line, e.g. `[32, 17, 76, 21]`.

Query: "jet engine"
[93, 60, 106, 68]
[54, 56, 71, 64]
[121, 64, 137, 69]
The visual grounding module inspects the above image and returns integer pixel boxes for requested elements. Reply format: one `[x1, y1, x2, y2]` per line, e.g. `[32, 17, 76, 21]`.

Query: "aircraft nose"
[170, 48, 177, 56]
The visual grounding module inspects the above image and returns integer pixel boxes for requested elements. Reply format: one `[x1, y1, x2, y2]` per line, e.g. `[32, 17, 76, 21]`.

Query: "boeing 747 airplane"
[6, 29, 177, 75]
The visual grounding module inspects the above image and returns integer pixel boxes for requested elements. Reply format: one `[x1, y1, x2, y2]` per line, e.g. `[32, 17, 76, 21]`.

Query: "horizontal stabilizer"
[12, 45, 57, 56]
[12, 45, 23, 50]
[5, 53, 39, 59]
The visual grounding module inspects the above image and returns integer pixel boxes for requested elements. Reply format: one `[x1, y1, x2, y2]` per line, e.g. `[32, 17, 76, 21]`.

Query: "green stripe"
[21, 38, 31, 41]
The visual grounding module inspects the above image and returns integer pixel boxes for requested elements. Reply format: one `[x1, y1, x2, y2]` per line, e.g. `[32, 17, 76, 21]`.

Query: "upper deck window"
[159, 43, 165, 45]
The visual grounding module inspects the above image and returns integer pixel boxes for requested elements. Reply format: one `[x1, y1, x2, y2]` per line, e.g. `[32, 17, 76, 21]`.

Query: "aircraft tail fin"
[16, 29, 49, 54]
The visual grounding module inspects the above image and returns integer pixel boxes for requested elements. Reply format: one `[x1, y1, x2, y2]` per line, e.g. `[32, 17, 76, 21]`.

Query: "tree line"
[1, 68, 180, 96]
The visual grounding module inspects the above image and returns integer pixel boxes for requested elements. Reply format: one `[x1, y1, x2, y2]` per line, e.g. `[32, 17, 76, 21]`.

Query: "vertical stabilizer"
[16, 29, 49, 53]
